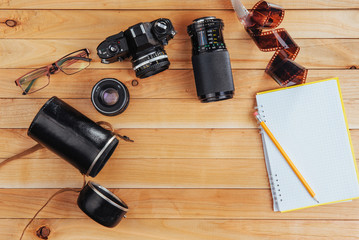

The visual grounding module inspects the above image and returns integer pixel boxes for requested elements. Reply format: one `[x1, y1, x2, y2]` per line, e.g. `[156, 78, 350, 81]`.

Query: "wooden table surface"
[1, 0, 359, 239]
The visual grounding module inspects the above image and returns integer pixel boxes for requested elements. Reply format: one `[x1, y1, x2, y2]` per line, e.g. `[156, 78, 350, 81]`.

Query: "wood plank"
[1, 96, 359, 129]
[2, 189, 359, 220]
[0, 128, 263, 159]
[0, 10, 358, 39]
[1, 39, 358, 70]
[1, 156, 358, 189]
[2, 69, 358, 99]
[3, 219, 359, 240]
[1, 129, 359, 160]
[0, 98, 256, 129]
[0, 157, 268, 188]
[1, 0, 358, 10]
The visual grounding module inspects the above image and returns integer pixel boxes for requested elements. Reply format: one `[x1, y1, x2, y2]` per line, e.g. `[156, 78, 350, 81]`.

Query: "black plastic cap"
[77, 181, 128, 228]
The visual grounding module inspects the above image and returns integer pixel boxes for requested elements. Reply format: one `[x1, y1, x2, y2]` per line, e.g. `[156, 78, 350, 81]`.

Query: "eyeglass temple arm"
[62, 56, 92, 62]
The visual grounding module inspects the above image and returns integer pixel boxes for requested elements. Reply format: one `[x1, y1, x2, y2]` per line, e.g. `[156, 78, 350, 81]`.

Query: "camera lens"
[187, 16, 235, 103]
[132, 48, 170, 79]
[91, 78, 129, 116]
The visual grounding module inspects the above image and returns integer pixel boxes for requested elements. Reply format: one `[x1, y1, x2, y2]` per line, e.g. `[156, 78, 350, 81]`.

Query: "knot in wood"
[5, 19, 17, 27]
[131, 79, 139, 86]
[36, 226, 51, 239]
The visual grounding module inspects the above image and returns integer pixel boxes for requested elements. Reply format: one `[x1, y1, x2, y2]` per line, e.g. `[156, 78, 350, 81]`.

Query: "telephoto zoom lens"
[187, 17, 235, 103]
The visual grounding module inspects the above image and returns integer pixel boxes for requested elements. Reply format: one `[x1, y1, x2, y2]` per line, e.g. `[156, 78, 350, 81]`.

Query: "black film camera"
[97, 18, 176, 79]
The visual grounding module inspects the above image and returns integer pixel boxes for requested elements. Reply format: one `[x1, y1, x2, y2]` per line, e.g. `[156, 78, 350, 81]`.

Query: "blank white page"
[256, 78, 359, 212]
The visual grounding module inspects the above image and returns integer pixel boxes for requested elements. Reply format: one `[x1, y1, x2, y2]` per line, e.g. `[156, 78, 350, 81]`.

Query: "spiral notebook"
[256, 78, 359, 212]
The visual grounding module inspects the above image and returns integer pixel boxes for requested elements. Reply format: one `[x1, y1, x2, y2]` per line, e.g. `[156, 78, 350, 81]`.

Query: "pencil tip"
[313, 196, 319, 203]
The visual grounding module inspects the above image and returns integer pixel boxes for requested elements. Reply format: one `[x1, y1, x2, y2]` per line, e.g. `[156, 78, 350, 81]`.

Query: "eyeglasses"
[15, 49, 92, 95]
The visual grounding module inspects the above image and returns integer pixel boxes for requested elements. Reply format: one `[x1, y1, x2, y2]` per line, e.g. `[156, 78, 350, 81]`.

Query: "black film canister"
[28, 96, 119, 177]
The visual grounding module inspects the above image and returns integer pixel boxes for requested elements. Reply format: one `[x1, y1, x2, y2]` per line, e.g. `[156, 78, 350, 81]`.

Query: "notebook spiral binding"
[256, 105, 283, 209]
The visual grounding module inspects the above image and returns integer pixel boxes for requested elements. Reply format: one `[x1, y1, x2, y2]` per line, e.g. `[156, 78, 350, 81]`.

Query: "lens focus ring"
[187, 17, 226, 55]
[132, 50, 170, 79]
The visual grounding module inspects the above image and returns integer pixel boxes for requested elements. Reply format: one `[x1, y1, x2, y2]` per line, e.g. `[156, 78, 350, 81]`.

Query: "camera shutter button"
[109, 45, 119, 53]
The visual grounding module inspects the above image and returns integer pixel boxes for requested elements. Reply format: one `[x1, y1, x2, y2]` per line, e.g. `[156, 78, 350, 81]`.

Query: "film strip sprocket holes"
[236, 0, 308, 86]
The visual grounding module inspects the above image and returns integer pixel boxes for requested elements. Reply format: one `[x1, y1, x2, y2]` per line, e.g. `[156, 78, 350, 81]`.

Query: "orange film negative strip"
[232, 0, 308, 86]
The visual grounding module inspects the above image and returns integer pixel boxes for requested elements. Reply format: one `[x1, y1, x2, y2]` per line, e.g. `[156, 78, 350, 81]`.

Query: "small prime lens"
[187, 16, 235, 103]
[91, 78, 129, 116]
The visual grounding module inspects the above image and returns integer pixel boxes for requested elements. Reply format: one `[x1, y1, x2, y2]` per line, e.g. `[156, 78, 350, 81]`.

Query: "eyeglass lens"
[57, 49, 91, 75]
[18, 67, 50, 94]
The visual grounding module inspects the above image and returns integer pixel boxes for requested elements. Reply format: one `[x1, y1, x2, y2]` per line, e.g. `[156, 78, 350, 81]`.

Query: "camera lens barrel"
[187, 16, 235, 103]
[91, 78, 130, 116]
[132, 49, 170, 78]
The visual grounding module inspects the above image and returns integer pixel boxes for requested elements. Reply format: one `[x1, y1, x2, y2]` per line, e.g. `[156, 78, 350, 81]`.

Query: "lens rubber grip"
[192, 51, 235, 99]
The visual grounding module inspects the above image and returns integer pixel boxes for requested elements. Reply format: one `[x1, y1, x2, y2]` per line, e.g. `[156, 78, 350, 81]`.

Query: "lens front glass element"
[18, 67, 50, 94]
[102, 88, 119, 106]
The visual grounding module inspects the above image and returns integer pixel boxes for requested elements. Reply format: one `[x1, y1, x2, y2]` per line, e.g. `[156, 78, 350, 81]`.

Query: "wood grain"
[0, 157, 269, 188]
[3, 219, 359, 240]
[1, 129, 359, 160]
[2, 69, 358, 99]
[1, 97, 359, 129]
[0, 98, 256, 129]
[1, 39, 359, 69]
[1, 0, 359, 9]
[1, 10, 359, 39]
[2, 189, 359, 220]
[1, 156, 359, 189]
[0, 128, 264, 159]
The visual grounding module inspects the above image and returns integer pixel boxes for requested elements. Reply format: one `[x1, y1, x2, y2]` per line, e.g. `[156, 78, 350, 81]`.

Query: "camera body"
[97, 18, 176, 78]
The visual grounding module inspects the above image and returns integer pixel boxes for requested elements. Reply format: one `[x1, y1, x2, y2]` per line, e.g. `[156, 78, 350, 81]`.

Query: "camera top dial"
[152, 18, 177, 45]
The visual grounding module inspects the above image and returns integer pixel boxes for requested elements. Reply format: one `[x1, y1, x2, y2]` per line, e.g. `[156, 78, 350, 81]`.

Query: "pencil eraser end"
[254, 111, 259, 116]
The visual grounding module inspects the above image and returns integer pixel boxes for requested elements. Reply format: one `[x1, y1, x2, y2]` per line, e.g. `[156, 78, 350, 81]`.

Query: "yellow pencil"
[254, 111, 319, 203]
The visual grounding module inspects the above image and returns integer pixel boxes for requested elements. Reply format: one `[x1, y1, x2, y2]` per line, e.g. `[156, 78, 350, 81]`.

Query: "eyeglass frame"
[14, 48, 92, 95]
